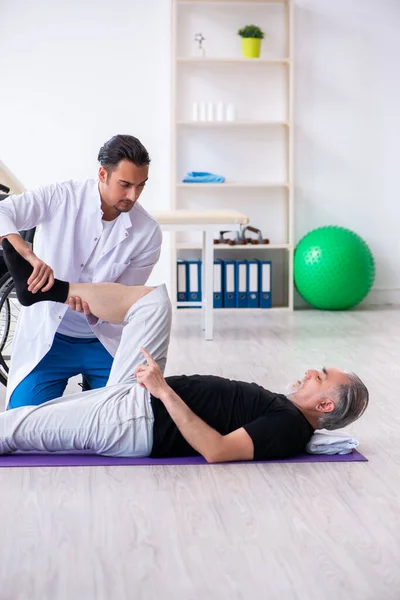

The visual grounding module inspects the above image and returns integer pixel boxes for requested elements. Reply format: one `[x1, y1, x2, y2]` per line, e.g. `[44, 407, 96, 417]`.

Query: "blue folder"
[223, 260, 236, 308]
[259, 260, 272, 308]
[187, 260, 202, 302]
[247, 259, 260, 308]
[213, 259, 224, 308]
[176, 260, 188, 302]
[235, 260, 248, 308]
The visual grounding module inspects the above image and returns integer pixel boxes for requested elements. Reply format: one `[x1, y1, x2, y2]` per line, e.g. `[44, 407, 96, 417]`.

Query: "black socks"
[2, 239, 70, 307]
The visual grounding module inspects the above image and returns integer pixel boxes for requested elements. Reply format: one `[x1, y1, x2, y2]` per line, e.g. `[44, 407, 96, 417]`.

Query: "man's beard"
[115, 199, 134, 212]
[284, 378, 305, 397]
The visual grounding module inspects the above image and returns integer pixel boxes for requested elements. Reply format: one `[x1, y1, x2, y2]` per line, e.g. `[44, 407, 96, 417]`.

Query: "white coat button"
[59, 316, 62, 319]
[81, 263, 84, 267]
[94, 238, 98, 241]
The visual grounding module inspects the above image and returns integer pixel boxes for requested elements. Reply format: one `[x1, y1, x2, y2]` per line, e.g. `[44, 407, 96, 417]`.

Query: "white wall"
[0, 0, 172, 287]
[295, 0, 400, 303]
[1, 0, 399, 303]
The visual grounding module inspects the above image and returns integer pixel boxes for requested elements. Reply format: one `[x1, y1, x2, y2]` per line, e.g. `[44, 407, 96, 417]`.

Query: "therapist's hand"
[26, 254, 55, 293]
[68, 296, 92, 316]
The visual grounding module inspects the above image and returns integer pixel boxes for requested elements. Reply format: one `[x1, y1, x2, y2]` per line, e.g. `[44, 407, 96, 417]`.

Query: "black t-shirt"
[150, 375, 314, 460]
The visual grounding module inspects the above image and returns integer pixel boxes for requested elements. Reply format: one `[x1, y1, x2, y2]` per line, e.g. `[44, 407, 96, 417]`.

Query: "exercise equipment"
[294, 226, 375, 310]
[214, 225, 269, 245]
[0, 450, 367, 468]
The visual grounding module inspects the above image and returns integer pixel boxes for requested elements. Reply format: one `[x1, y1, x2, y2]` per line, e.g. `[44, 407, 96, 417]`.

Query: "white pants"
[0, 285, 172, 457]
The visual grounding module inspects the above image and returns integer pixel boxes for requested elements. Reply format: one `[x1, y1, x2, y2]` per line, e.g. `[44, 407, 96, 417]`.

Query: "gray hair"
[318, 371, 369, 430]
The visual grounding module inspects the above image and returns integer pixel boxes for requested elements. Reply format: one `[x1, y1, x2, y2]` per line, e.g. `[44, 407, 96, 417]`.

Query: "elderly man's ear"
[316, 398, 335, 414]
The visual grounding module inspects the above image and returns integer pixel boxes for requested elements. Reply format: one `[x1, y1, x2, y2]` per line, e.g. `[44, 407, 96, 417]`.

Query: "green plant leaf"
[237, 25, 265, 39]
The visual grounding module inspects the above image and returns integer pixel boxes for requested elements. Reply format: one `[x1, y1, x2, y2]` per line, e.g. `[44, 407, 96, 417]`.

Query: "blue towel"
[182, 171, 225, 183]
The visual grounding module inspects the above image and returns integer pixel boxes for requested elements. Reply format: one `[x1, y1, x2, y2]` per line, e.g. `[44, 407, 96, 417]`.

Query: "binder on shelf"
[235, 259, 248, 308]
[187, 260, 202, 302]
[177, 260, 188, 302]
[213, 259, 223, 308]
[223, 260, 236, 308]
[259, 260, 272, 308]
[247, 259, 260, 308]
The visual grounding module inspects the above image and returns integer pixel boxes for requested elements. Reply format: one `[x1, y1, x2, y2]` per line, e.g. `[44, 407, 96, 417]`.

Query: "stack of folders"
[177, 259, 272, 308]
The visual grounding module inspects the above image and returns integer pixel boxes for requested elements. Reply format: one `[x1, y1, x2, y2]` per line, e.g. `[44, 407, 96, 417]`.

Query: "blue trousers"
[9, 333, 114, 409]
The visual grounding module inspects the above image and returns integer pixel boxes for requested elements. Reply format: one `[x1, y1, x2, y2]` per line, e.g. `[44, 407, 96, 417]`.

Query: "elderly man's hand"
[134, 347, 169, 398]
[68, 296, 91, 316]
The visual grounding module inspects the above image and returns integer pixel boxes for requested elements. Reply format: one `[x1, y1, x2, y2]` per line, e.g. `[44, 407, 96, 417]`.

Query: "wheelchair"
[0, 186, 24, 386]
[0, 271, 20, 386]
[0, 185, 91, 392]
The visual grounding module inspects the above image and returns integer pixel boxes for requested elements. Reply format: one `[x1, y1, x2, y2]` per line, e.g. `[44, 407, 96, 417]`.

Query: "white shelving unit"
[176, 242, 290, 250]
[176, 57, 289, 63]
[177, 182, 289, 188]
[171, 0, 294, 310]
[177, 121, 289, 126]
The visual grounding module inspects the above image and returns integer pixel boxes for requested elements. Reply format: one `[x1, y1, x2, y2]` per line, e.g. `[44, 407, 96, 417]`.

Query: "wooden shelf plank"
[178, 0, 288, 4]
[177, 120, 289, 127]
[176, 182, 289, 188]
[177, 57, 290, 64]
[176, 305, 292, 312]
[176, 243, 291, 250]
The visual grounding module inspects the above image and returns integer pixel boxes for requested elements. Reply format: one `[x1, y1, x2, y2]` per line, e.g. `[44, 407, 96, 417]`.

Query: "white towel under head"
[306, 431, 360, 455]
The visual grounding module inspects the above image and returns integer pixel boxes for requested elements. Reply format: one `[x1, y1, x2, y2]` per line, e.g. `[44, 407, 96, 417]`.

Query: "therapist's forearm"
[0, 233, 34, 260]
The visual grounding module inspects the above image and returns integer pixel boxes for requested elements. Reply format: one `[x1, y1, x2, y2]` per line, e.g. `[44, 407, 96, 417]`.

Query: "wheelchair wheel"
[0, 290, 11, 352]
[0, 275, 21, 386]
[0, 273, 92, 392]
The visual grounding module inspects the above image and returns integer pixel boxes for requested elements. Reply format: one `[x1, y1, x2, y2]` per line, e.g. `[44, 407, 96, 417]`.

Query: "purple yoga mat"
[0, 450, 367, 468]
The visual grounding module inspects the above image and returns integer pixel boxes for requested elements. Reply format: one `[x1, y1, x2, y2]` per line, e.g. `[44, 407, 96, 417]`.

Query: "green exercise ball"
[294, 226, 375, 310]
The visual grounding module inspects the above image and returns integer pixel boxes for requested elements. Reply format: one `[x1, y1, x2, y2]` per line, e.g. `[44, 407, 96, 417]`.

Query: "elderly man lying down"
[0, 240, 369, 462]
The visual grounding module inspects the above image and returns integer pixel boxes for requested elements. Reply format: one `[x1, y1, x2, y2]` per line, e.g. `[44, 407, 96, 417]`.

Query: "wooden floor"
[1, 306, 400, 600]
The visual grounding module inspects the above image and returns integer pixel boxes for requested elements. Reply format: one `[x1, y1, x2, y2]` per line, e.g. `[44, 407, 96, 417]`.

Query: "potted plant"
[237, 25, 265, 59]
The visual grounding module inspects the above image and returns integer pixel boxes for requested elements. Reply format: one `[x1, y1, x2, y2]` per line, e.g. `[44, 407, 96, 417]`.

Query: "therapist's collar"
[121, 211, 132, 229]
[100, 210, 132, 229]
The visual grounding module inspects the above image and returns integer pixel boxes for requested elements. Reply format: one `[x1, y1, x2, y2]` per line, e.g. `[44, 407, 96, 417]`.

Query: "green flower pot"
[242, 38, 261, 58]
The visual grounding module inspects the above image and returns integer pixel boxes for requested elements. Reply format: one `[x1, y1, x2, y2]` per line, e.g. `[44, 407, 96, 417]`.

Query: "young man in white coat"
[0, 134, 162, 410]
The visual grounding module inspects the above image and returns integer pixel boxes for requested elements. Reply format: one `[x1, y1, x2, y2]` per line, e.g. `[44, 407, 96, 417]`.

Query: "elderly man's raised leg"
[0, 277, 172, 457]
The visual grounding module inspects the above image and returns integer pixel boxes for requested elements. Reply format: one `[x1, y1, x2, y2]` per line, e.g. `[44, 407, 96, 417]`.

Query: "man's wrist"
[158, 386, 175, 404]
[3, 234, 34, 260]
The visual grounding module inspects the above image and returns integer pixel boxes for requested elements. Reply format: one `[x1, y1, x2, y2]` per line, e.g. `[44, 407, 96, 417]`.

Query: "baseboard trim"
[294, 288, 400, 309]
[360, 288, 400, 307]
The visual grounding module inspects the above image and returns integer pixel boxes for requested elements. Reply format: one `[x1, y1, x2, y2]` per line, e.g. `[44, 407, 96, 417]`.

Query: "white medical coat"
[0, 178, 162, 404]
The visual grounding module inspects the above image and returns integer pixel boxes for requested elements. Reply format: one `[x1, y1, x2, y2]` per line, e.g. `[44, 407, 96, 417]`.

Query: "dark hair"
[97, 134, 151, 174]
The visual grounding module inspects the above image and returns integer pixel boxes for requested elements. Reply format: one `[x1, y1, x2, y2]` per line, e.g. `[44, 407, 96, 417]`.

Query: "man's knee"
[126, 284, 172, 325]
